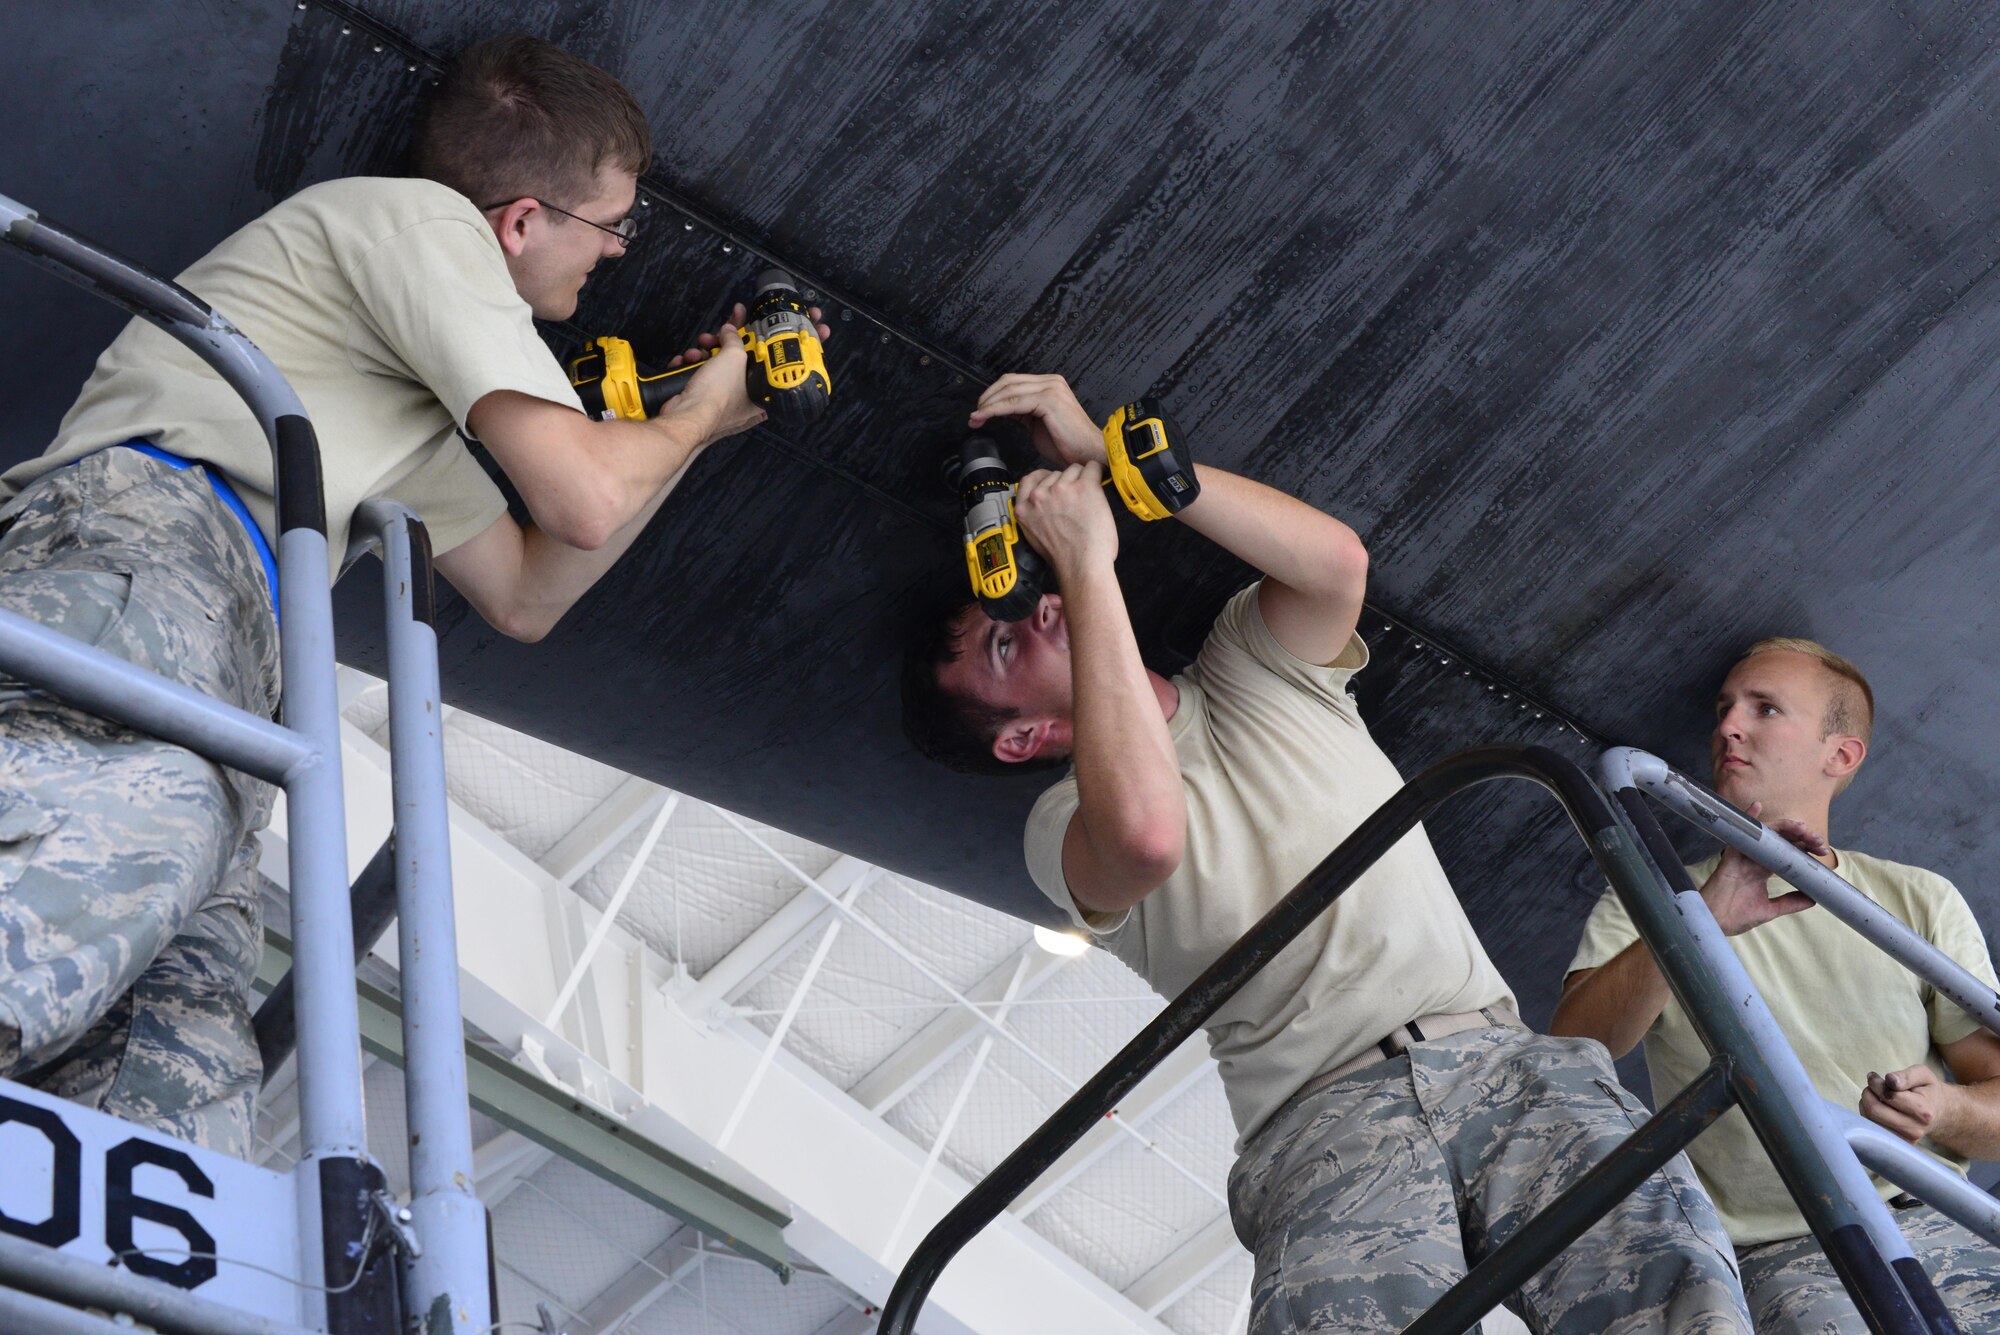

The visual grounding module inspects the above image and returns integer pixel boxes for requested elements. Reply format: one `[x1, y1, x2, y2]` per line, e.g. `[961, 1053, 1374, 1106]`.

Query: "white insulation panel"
[318, 676, 1247, 1334]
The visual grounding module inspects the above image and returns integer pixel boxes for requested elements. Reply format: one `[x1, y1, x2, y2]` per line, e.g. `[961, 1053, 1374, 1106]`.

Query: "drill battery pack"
[1103, 397, 1198, 520]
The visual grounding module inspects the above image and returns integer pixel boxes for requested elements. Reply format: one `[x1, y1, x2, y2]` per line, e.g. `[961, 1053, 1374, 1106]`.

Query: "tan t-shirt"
[3, 176, 583, 576]
[1025, 582, 1516, 1148]
[1567, 848, 1999, 1245]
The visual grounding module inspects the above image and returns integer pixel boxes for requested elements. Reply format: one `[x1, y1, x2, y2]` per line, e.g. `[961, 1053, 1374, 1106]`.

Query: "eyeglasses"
[479, 196, 638, 246]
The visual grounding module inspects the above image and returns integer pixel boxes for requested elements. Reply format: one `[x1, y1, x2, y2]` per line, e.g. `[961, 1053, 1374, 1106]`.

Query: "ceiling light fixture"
[1033, 925, 1091, 957]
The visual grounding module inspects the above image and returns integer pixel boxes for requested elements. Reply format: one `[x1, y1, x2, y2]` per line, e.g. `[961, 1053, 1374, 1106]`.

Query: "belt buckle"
[1378, 1020, 1427, 1061]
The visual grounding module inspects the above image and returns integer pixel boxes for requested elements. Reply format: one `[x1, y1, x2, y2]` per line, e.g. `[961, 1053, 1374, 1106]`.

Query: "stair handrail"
[879, 744, 1941, 1335]
[1601, 747, 2000, 1033]
[0, 193, 381, 1331]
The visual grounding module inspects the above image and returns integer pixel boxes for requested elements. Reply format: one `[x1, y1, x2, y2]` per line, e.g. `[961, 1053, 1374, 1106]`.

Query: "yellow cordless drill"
[568, 270, 832, 426]
[955, 434, 1049, 623]
[740, 270, 832, 425]
[952, 397, 1200, 619]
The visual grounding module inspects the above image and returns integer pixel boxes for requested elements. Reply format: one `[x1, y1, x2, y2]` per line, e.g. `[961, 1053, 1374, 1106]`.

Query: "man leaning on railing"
[0, 36, 802, 1155]
[1555, 638, 2000, 1333]
[901, 372, 1755, 1333]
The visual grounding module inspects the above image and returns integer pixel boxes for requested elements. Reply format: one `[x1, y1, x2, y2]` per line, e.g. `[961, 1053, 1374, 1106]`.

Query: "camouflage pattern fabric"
[0, 447, 277, 1156]
[1736, 1203, 2000, 1334]
[1229, 1027, 1751, 1334]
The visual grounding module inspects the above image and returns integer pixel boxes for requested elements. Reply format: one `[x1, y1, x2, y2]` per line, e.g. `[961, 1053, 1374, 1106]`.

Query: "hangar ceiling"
[3, 0, 1998, 1059]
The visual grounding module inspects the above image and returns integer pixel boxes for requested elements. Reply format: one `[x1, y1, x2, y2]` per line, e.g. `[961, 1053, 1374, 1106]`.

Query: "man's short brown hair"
[1738, 636, 1874, 746]
[413, 34, 651, 208]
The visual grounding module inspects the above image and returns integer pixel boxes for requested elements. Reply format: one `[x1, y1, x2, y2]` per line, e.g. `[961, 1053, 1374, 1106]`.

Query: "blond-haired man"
[1554, 639, 2000, 1333]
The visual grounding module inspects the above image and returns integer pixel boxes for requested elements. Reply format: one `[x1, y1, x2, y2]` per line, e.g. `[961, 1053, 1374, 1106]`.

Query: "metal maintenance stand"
[0, 196, 487, 1334]
[877, 745, 1983, 1335]
[1599, 747, 2000, 1330]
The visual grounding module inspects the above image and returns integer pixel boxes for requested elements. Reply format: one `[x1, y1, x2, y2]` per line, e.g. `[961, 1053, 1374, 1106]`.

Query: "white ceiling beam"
[539, 775, 669, 887]
[574, 1234, 701, 1334]
[267, 729, 1176, 1335]
[1121, 1214, 1241, 1316]
[1009, 1036, 1214, 1219]
[545, 794, 681, 1030]
[676, 855, 874, 1021]
[718, 873, 866, 1151]
[847, 941, 1074, 1115]
[437, 914, 1173, 1334]
[881, 952, 1032, 1260]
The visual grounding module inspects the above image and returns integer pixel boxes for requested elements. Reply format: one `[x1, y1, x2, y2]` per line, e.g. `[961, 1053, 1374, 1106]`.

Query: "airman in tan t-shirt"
[0, 38, 804, 1151]
[905, 372, 1750, 1333]
[1555, 639, 2000, 1333]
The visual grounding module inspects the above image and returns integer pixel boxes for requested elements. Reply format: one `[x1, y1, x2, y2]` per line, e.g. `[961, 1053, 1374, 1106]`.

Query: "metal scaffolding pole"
[0, 191, 387, 1331]
[356, 499, 490, 1335]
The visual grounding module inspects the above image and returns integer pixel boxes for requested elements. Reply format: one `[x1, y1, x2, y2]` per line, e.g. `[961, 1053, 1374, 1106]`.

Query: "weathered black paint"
[2, 2, 1997, 1068]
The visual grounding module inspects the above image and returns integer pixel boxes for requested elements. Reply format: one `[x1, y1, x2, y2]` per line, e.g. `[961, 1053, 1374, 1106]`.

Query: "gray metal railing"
[1603, 747, 2000, 1324]
[349, 498, 487, 1332]
[0, 195, 486, 1334]
[1605, 749, 2000, 1032]
[879, 745, 1961, 1335]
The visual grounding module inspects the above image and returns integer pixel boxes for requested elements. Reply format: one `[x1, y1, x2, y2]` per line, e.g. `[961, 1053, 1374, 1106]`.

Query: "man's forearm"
[468, 388, 719, 552]
[1172, 465, 1367, 600]
[1929, 1078, 2000, 1160]
[503, 463, 693, 639]
[1066, 558, 1184, 887]
[1549, 942, 1674, 1059]
[1168, 463, 1367, 663]
[571, 402, 717, 542]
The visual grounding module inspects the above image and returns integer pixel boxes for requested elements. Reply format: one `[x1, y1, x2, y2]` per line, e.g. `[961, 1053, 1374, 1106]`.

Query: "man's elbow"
[1546, 1008, 1629, 1057]
[1323, 531, 1368, 599]
[487, 601, 558, 644]
[1080, 841, 1180, 916]
[1547, 1000, 1585, 1041]
[1287, 528, 1368, 605]
[1115, 825, 1185, 889]
[1344, 534, 1369, 581]
[1548, 972, 1591, 1035]
[535, 494, 619, 552]
[1549, 978, 1637, 1057]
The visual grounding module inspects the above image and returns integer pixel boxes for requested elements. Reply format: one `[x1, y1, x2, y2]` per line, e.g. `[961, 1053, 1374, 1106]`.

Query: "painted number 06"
[0, 1093, 219, 1288]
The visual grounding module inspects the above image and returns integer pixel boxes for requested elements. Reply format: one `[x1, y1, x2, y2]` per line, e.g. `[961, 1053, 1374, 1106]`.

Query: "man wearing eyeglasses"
[0, 35, 817, 1153]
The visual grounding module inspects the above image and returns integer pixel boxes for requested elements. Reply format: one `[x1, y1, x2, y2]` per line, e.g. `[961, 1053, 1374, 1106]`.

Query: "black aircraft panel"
[2, 0, 1996, 1061]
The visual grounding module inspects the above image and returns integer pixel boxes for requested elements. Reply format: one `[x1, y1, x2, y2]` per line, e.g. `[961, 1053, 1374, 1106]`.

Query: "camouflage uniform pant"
[1230, 1028, 1751, 1334]
[1736, 1203, 2000, 1333]
[0, 448, 277, 1157]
